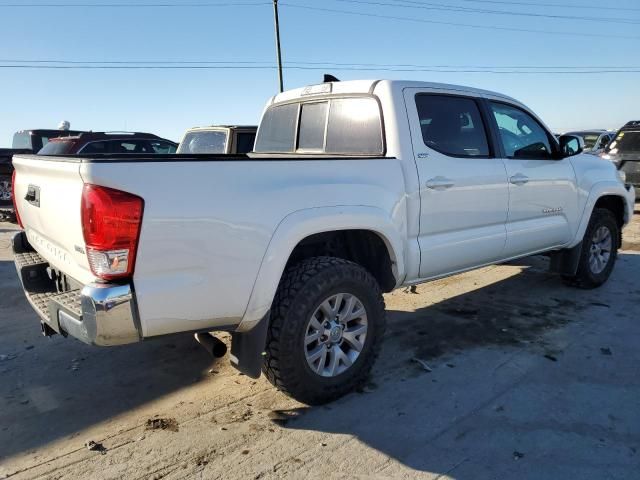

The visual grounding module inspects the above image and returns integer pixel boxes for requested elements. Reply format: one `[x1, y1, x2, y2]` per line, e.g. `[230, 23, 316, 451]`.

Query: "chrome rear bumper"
[12, 231, 141, 346]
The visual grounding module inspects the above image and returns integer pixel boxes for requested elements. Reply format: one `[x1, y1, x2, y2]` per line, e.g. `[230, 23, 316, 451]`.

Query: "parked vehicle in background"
[39, 132, 178, 155]
[12, 128, 87, 152]
[565, 130, 615, 155]
[11, 79, 635, 405]
[1, 128, 86, 220]
[602, 120, 640, 190]
[0, 149, 27, 219]
[177, 126, 257, 154]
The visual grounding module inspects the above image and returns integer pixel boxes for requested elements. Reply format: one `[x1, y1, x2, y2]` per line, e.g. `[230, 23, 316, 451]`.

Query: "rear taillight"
[81, 184, 144, 280]
[11, 169, 23, 228]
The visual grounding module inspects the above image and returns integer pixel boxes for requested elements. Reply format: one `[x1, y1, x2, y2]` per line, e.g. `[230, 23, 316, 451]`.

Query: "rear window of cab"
[254, 96, 384, 155]
[38, 140, 75, 155]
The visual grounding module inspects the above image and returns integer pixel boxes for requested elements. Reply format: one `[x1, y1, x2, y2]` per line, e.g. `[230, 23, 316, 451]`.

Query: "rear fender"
[237, 205, 405, 332]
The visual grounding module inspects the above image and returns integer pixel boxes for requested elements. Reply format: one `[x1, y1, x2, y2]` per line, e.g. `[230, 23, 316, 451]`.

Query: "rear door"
[486, 100, 578, 257]
[403, 88, 509, 279]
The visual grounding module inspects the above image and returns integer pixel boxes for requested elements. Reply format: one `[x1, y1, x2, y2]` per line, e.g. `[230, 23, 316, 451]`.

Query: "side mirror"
[559, 134, 584, 157]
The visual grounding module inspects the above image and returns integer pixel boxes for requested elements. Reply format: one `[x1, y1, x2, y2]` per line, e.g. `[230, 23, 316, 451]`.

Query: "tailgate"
[12, 155, 95, 285]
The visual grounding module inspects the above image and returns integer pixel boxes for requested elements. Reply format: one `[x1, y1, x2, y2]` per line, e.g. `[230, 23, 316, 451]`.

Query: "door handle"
[509, 174, 529, 186]
[25, 185, 40, 207]
[425, 177, 455, 190]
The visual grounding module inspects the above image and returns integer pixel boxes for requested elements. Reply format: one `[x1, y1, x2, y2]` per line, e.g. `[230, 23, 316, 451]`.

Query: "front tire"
[563, 208, 619, 289]
[263, 256, 386, 405]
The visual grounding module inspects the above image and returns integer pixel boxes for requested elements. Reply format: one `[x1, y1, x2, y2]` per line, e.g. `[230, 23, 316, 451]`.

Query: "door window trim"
[413, 92, 497, 159]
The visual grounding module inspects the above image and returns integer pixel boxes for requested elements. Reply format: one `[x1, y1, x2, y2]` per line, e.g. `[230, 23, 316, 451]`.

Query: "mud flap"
[549, 241, 582, 276]
[229, 313, 270, 378]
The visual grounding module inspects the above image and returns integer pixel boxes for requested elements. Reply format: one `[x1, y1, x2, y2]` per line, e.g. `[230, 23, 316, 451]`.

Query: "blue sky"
[1, 0, 639, 145]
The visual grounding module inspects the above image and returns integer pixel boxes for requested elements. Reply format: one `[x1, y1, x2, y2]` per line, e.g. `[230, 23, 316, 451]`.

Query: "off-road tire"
[563, 208, 619, 289]
[263, 256, 386, 405]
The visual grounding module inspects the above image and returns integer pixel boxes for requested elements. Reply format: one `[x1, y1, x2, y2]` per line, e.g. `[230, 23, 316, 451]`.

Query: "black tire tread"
[262, 256, 385, 405]
[563, 208, 619, 289]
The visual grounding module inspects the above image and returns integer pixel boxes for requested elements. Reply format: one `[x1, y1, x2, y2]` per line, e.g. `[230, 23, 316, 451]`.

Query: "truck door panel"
[487, 101, 578, 257]
[403, 89, 509, 279]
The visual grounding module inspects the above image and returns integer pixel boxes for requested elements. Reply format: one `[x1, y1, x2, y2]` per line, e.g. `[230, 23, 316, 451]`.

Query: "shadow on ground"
[271, 253, 640, 476]
[2, 250, 639, 477]
[0, 259, 219, 461]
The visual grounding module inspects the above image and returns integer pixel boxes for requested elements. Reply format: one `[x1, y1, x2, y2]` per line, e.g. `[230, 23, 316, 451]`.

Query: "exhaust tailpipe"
[194, 332, 227, 358]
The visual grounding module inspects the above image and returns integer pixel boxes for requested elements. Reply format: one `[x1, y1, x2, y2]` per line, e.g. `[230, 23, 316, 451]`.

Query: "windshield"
[580, 134, 600, 149]
[606, 130, 640, 154]
[177, 130, 228, 154]
[38, 140, 75, 155]
[12, 132, 32, 149]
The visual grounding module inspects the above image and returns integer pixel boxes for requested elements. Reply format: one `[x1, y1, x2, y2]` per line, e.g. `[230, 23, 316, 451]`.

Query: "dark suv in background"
[39, 132, 177, 155]
[1, 128, 86, 218]
[602, 121, 640, 190]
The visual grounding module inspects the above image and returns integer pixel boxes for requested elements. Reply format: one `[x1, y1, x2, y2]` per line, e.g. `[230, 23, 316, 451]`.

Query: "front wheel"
[563, 208, 619, 289]
[263, 256, 386, 405]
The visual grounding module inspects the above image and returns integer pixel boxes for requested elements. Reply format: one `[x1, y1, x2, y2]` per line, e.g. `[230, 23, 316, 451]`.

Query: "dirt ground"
[1, 209, 639, 480]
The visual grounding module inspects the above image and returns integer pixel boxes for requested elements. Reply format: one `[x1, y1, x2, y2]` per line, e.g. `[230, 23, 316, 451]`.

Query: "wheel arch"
[571, 182, 632, 247]
[238, 206, 405, 332]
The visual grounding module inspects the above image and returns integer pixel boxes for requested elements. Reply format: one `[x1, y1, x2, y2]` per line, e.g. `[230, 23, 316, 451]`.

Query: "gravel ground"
[1, 210, 639, 480]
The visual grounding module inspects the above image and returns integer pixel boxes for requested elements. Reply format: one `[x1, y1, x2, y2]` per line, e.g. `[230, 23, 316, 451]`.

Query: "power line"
[281, 2, 640, 40]
[1, 64, 639, 74]
[379, 0, 640, 24]
[2, 59, 640, 70]
[444, 0, 640, 13]
[0, 2, 270, 6]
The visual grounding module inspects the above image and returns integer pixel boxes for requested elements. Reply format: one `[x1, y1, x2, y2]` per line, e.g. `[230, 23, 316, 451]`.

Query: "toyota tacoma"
[11, 80, 635, 404]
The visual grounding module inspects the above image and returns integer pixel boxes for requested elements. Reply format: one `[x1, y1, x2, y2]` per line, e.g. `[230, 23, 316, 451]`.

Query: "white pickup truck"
[11, 80, 635, 404]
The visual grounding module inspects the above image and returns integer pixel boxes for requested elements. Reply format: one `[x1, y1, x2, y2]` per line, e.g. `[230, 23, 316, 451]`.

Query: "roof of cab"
[270, 79, 519, 105]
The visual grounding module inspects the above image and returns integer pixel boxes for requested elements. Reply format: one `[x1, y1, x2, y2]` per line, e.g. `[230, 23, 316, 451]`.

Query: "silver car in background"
[564, 130, 616, 155]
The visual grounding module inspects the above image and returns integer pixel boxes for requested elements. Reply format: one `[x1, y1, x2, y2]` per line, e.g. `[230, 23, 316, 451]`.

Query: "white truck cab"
[176, 125, 257, 155]
[12, 80, 635, 404]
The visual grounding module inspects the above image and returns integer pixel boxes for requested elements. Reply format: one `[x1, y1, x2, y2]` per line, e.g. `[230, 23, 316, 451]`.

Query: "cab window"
[254, 97, 384, 155]
[415, 94, 490, 157]
[150, 141, 177, 154]
[235, 132, 256, 154]
[490, 102, 553, 159]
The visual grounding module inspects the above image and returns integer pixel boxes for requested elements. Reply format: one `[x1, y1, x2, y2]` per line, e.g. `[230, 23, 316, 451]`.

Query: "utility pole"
[272, 0, 284, 93]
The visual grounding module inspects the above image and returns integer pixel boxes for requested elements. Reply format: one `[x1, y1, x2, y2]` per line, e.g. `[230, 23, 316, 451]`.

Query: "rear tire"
[563, 208, 619, 289]
[263, 256, 386, 405]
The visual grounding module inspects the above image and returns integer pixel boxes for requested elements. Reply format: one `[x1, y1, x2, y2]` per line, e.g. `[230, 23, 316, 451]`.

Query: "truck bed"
[12, 152, 405, 340]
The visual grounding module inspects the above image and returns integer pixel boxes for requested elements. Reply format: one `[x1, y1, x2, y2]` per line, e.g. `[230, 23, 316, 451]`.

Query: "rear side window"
[255, 104, 298, 153]
[326, 98, 383, 154]
[235, 132, 256, 153]
[150, 141, 177, 154]
[415, 94, 490, 157]
[178, 131, 228, 154]
[38, 140, 75, 155]
[80, 141, 108, 154]
[254, 97, 384, 155]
